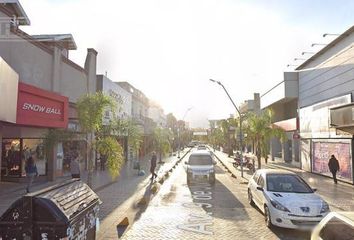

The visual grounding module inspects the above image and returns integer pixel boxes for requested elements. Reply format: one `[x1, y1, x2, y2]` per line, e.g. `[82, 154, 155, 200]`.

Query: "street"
[122, 150, 310, 240]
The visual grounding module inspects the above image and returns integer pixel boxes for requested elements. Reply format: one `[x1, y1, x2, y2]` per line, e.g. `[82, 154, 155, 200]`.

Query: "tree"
[126, 119, 143, 160]
[152, 127, 172, 163]
[244, 109, 286, 169]
[76, 92, 124, 186]
[166, 113, 178, 150]
[103, 117, 143, 161]
[208, 127, 224, 150]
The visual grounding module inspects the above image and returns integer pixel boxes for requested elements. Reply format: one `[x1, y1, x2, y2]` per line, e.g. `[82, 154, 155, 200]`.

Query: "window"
[22, 139, 47, 176]
[253, 172, 260, 183]
[257, 176, 265, 188]
[1, 138, 47, 177]
[188, 155, 213, 165]
[1, 139, 21, 177]
[266, 174, 313, 193]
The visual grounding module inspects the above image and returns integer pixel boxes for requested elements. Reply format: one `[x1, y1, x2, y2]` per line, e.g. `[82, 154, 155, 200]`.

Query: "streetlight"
[301, 51, 315, 55]
[286, 64, 298, 67]
[209, 79, 245, 178]
[178, 107, 193, 158]
[311, 43, 327, 47]
[323, 33, 340, 37]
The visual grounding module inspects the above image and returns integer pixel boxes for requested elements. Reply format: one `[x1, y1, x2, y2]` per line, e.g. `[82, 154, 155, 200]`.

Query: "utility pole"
[210, 79, 244, 177]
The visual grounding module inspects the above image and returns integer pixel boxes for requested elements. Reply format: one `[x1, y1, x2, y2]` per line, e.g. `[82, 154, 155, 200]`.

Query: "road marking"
[177, 222, 213, 235]
[178, 183, 214, 235]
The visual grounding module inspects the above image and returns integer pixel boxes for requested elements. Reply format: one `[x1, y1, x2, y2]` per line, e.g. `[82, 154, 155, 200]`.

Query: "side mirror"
[213, 161, 217, 165]
[184, 161, 189, 165]
[312, 188, 317, 192]
[256, 186, 264, 191]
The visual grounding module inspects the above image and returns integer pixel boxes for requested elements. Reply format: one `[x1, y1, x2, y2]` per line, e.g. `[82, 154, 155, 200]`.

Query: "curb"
[213, 152, 249, 184]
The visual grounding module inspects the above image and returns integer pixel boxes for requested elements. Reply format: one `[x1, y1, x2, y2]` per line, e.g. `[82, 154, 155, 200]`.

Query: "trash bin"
[0, 179, 101, 240]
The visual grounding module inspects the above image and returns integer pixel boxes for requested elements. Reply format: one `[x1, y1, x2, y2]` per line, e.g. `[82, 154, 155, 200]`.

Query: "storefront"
[1, 82, 68, 182]
[299, 94, 354, 184]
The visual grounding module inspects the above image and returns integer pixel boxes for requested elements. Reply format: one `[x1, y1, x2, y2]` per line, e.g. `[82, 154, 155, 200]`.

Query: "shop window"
[63, 140, 87, 173]
[22, 139, 47, 176]
[1, 139, 21, 177]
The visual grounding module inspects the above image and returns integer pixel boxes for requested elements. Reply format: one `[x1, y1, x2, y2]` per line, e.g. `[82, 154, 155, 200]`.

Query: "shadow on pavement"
[187, 165, 250, 221]
[271, 226, 311, 240]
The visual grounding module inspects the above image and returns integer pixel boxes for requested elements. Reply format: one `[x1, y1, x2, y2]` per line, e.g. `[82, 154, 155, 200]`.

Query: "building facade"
[148, 101, 166, 128]
[296, 26, 354, 184]
[0, 1, 97, 182]
[260, 72, 300, 166]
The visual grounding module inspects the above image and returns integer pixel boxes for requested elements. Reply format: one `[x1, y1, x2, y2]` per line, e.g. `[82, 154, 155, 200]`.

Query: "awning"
[272, 117, 298, 132]
[330, 103, 354, 134]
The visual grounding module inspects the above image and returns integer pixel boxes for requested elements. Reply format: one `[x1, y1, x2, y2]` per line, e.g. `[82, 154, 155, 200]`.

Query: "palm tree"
[208, 127, 224, 151]
[244, 109, 285, 169]
[76, 92, 124, 185]
[152, 127, 172, 163]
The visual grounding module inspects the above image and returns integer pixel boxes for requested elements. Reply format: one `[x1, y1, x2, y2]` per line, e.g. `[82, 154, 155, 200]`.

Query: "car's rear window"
[189, 155, 212, 165]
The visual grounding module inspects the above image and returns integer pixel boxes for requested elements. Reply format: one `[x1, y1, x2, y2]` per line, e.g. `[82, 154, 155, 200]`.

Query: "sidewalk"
[97, 148, 191, 239]
[214, 150, 354, 212]
[0, 151, 167, 217]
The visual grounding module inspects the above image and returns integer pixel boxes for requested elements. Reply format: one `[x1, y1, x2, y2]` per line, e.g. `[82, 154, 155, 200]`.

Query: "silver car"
[185, 150, 216, 184]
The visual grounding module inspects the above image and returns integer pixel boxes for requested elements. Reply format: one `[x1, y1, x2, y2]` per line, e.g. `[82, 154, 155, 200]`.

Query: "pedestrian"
[70, 153, 81, 179]
[25, 156, 38, 193]
[150, 151, 157, 181]
[101, 154, 107, 171]
[328, 154, 340, 184]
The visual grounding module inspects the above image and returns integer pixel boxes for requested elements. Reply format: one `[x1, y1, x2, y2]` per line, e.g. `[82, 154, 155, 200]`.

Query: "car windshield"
[266, 174, 313, 193]
[188, 155, 213, 165]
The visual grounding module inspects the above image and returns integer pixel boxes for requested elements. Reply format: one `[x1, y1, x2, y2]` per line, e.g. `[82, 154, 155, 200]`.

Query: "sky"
[20, 0, 354, 128]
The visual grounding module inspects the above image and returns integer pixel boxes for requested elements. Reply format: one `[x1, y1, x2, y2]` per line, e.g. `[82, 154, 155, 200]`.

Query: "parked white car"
[311, 212, 354, 240]
[185, 150, 216, 184]
[247, 169, 330, 229]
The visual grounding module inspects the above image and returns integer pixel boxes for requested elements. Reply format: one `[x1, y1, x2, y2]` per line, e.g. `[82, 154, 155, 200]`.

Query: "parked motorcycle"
[233, 155, 255, 173]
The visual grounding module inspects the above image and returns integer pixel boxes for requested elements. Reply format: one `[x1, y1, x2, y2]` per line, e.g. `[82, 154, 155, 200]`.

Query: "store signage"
[292, 132, 300, 139]
[16, 83, 68, 128]
[22, 103, 62, 115]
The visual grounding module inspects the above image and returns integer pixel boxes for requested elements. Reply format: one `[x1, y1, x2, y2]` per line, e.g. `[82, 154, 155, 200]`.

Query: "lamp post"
[209, 79, 245, 177]
[178, 107, 193, 158]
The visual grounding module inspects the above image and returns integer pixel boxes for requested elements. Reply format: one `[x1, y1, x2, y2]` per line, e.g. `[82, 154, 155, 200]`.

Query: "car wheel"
[248, 189, 254, 206]
[264, 206, 273, 228]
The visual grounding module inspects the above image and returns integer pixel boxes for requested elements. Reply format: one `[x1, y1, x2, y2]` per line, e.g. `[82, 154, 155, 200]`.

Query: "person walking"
[328, 154, 340, 184]
[101, 154, 107, 171]
[150, 151, 158, 181]
[25, 156, 38, 193]
[70, 153, 81, 179]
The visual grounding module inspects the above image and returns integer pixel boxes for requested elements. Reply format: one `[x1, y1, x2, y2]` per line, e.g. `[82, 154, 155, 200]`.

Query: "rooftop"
[31, 34, 77, 50]
[0, 0, 30, 25]
[296, 25, 354, 70]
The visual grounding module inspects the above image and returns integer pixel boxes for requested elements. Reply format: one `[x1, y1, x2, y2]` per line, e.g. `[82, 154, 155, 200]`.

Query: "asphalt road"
[122, 151, 311, 240]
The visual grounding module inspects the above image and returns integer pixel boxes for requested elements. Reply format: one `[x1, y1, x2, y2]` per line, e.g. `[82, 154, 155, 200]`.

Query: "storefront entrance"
[1, 138, 47, 181]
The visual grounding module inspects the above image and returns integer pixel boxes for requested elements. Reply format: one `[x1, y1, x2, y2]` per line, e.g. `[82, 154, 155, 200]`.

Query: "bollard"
[117, 217, 130, 238]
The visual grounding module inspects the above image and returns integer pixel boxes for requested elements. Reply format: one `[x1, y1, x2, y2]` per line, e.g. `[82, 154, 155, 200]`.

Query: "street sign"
[293, 132, 300, 139]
